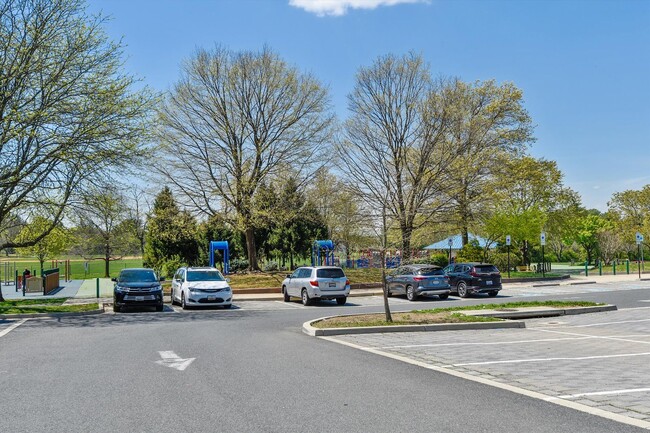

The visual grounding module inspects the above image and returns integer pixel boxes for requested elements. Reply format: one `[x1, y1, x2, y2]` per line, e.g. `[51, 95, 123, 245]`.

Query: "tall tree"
[443, 79, 534, 245]
[338, 53, 460, 261]
[156, 46, 334, 270]
[0, 0, 155, 253]
[144, 187, 199, 272]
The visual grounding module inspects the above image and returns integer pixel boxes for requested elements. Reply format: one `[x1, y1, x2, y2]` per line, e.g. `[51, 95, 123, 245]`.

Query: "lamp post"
[448, 237, 453, 265]
[637, 232, 644, 279]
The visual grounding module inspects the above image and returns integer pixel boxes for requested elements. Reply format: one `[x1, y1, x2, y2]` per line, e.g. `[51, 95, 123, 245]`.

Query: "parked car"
[281, 266, 351, 306]
[386, 264, 451, 301]
[171, 267, 233, 310]
[112, 268, 164, 312]
[443, 262, 502, 298]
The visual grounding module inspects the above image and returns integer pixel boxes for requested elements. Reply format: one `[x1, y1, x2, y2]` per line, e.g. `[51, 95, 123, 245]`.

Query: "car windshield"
[316, 268, 345, 278]
[186, 270, 225, 282]
[474, 265, 499, 273]
[418, 268, 444, 276]
[119, 269, 157, 282]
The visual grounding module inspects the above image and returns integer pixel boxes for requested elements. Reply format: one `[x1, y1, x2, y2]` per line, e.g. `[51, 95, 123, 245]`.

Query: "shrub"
[429, 253, 449, 267]
[160, 255, 184, 279]
[263, 261, 279, 271]
[230, 258, 249, 273]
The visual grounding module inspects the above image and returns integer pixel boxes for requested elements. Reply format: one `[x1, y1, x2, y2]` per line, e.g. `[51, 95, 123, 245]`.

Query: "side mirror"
[159, 277, 165, 281]
[286, 274, 292, 279]
[111, 278, 117, 282]
[226, 278, 231, 283]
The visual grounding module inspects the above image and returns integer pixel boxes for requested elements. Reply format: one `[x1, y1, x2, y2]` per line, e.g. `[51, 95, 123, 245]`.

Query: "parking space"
[326, 307, 650, 426]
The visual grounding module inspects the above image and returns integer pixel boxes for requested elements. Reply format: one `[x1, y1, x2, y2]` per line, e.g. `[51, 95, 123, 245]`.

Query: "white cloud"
[289, 0, 428, 17]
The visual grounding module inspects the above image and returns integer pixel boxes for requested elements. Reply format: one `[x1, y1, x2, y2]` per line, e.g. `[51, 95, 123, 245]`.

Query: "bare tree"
[156, 46, 334, 270]
[338, 53, 460, 261]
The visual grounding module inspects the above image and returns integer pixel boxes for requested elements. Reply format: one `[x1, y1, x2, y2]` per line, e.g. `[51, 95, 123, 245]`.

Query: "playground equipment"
[209, 241, 230, 274]
[312, 240, 335, 266]
[2, 261, 16, 286]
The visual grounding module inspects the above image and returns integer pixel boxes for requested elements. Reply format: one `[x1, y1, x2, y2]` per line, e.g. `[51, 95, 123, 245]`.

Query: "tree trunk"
[461, 227, 469, 247]
[382, 204, 392, 322]
[400, 224, 413, 262]
[245, 227, 259, 271]
[104, 243, 111, 277]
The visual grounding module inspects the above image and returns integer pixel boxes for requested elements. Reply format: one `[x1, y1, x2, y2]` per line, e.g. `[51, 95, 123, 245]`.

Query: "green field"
[0, 257, 143, 280]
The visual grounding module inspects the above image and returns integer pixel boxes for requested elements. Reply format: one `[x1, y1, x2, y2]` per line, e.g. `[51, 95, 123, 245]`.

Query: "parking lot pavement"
[325, 307, 650, 429]
[0, 318, 28, 338]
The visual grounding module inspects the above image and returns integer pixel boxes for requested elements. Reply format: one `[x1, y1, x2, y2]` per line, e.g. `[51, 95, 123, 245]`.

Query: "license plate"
[431, 280, 439, 284]
[208, 296, 216, 301]
[486, 281, 492, 285]
[136, 296, 144, 301]
[329, 283, 336, 288]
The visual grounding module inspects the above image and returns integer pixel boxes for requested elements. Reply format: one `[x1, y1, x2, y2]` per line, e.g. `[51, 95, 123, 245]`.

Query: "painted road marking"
[538, 318, 650, 329]
[546, 388, 650, 401]
[155, 351, 195, 371]
[442, 351, 650, 367]
[321, 335, 650, 430]
[380, 336, 600, 349]
[0, 319, 28, 338]
[534, 328, 650, 346]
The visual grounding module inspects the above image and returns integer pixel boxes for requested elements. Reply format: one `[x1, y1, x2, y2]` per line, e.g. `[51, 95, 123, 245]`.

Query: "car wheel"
[336, 297, 347, 306]
[488, 290, 498, 297]
[439, 293, 449, 300]
[170, 290, 176, 306]
[386, 289, 393, 297]
[282, 286, 290, 302]
[181, 292, 188, 310]
[113, 304, 120, 313]
[223, 304, 232, 309]
[155, 304, 164, 312]
[457, 281, 469, 298]
[406, 285, 417, 301]
[301, 289, 311, 306]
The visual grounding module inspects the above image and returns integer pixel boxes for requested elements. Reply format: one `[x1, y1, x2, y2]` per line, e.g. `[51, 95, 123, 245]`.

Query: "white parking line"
[380, 336, 602, 349]
[443, 351, 650, 367]
[544, 318, 650, 328]
[0, 319, 28, 338]
[535, 328, 650, 345]
[546, 388, 650, 401]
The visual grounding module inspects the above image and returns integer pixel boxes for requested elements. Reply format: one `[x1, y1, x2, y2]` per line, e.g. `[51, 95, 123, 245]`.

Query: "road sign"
[506, 235, 511, 246]
[540, 232, 546, 246]
[636, 232, 644, 245]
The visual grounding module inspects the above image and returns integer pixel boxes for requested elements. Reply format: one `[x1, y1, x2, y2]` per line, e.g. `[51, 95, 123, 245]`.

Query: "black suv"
[112, 268, 164, 312]
[443, 263, 502, 298]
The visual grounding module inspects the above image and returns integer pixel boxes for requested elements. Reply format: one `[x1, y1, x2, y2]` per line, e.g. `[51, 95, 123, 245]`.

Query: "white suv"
[171, 267, 233, 309]
[281, 266, 350, 306]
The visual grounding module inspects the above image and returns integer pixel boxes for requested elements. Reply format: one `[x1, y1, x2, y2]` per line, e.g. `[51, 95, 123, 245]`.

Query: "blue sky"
[87, 0, 650, 211]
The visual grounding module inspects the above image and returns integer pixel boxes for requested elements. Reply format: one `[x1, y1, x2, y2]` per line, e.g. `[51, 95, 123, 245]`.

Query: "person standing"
[22, 268, 31, 291]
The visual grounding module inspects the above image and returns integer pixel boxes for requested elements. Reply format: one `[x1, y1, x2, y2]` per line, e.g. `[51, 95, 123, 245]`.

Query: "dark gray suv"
[386, 264, 451, 301]
[443, 263, 502, 298]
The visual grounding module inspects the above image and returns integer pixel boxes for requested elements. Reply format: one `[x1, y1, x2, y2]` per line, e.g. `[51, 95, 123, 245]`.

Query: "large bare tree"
[338, 53, 460, 261]
[156, 46, 334, 270]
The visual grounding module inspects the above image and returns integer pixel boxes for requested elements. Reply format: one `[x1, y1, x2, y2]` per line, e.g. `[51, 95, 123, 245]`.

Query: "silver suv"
[281, 266, 350, 306]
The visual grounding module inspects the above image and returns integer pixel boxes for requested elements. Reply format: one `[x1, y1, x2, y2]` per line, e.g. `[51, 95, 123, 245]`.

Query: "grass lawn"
[0, 298, 99, 314]
[0, 257, 143, 280]
[312, 300, 603, 328]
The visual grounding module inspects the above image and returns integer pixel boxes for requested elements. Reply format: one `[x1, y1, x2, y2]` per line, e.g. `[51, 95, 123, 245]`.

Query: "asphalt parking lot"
[325, 306, 650, 429]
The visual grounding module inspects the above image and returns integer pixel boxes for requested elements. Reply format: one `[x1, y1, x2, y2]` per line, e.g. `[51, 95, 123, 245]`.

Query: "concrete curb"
[303, 317, 525, 336]
[568, 281, 597, 285]
[463, 304, 617, 319]
[303, 304, 617, 336]
[0, 304, 104, 320]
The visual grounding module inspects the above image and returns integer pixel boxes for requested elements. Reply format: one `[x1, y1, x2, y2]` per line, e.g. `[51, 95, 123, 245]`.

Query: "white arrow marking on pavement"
[155, 351, 195, 371]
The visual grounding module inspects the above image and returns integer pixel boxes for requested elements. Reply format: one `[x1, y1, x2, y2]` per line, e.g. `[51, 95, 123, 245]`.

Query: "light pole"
[506, 235, 511, 278]
[448, 237, 453, 265]
[540, 232, 546, 278]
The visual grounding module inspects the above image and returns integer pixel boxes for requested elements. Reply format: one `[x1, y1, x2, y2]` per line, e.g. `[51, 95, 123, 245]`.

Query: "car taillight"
[444, 276, 449, 280]
[309, 280, 319, 287]
[345, 279, 350, 285]
[470, 271, 480, 277]
[413, 276, 426, 281]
